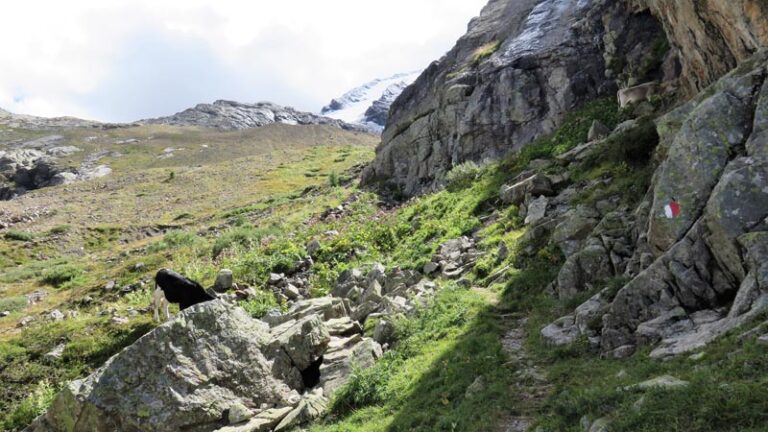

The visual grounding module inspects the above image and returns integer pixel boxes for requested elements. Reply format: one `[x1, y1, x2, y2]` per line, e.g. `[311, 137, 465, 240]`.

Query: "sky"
[0, 0, 488, 123]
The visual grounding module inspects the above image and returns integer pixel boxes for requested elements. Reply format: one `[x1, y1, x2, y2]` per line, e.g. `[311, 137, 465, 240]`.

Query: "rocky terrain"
[3, 0, 768, 431]
[321, 72, 420, 131]
[363, 0, 666, 196]
[144, 100, 366, 132]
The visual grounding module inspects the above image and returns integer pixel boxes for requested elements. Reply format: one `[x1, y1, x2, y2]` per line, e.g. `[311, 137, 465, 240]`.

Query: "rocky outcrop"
[631, 0, 768, 96]
[363, 0, 665, 196]
[0, 149, 72, 200]
[144, 100, 367, 132]
[26, 301, 296, 432]
[543, 51, 768, 359]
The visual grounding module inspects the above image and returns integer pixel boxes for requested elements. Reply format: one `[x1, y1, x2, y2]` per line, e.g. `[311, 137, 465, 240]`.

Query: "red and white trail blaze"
[664, 201, 681, 219]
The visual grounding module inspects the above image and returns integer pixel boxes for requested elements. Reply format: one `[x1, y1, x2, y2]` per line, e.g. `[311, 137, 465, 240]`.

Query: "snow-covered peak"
[321, 71, 421, 131]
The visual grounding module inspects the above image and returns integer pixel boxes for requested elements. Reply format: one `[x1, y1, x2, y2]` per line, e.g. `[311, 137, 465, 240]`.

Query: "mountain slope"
[321, 72, 420, 131]
[143, 100, 367, 132]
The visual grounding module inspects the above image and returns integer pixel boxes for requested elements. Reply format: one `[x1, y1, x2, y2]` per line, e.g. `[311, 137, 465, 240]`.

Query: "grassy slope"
[2, 98, 767, 431]
[0, 123, 377, 430]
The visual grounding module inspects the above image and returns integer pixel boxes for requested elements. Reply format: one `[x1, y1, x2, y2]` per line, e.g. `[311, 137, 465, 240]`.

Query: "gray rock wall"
[363, 0, 664, 196]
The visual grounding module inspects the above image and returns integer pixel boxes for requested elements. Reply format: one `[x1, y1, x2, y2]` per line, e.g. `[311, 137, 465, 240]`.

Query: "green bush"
[240, 289, 281, 319]
[41, 264, 84, 288]
[2, 380, 55, 431]
[445, 161, 483, 192]
[4, 230, 34, 242]
[0, 296, 28, 313]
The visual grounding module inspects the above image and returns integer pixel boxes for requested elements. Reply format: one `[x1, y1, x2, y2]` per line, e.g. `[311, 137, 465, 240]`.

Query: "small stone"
[688, 352, 706, 361]
[82, 296, 94, 305]
[284, 284, 301, 300]
[214, 269, 234, 292]
[268, 273, 285, 286]
[104, 280, 116, 291]
[373, 319, 396, 345]
[423, 261, 440, 275]
[227, 402, 253, 424]
[465, 375, 486, 397]
[632, 395, 646, 412]
[48, 309, 65, 321]
[17, 316, 34, 328]
[625, 375, 689, 391]
[133, 262, 146, 272]
[44, 343, 67, 360]
[524, 196, 549, 225]
[110, 316, 129, 325]
[589, 417, 610, 432]
[1, 311, 10, 317]
[587, 120, 611, 142]
[757, 334, 768, 346]
[306, 239, 322, 256]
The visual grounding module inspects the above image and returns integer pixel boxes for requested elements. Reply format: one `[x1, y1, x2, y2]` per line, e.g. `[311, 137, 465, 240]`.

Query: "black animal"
[154, 269, 216, 321]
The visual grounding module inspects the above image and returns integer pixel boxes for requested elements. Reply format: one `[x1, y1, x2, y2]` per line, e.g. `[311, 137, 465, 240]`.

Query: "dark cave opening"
[301, 356, 323, 389]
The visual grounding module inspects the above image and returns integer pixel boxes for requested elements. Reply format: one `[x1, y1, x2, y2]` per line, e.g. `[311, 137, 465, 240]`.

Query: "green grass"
[40, 263, 85, 288]
[0, 296, 28, 313]
[4, 230, 34, 242]
[470, 40, 501, 66]
[312, 285, 511, 432]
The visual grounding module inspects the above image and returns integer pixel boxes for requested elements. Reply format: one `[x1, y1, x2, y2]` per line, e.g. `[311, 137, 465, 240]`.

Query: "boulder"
[214, 269, 234, 292]
[319, 337, 383, 395]
[273, 391, 328, 431]
[27, 301, 294, 432]
[587, 120, 611, 141]
[500, 174, 554, 205]
[267, 315, 330, 371]
[524, 196, 549, 225]
[213, 407, 292, 432]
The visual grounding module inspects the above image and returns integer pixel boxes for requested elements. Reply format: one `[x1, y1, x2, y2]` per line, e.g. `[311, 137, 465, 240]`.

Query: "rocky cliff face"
[630, 0, 768, 96]
[144, 100, 367, 133]
[540, 50, 768, 359]
[363, 0, 665, 196]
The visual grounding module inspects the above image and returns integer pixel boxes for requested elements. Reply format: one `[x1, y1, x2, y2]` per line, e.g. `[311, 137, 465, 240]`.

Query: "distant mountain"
[0, 107, 120, 131]
[142, 100, 368, 132]
[321, 72, 421, 131]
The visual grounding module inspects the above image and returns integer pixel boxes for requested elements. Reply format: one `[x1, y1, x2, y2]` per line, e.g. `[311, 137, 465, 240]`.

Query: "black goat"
[153, 268, 216, 321]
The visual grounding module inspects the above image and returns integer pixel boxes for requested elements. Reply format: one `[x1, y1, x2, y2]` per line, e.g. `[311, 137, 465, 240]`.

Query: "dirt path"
[474, 288, 551, 432]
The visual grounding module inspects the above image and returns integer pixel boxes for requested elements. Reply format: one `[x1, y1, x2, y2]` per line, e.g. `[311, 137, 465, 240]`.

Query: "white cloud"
[0, 0, 487, 122]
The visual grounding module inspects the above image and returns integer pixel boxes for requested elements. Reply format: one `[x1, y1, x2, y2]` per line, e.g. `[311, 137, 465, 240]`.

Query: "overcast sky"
[0, 0, 487, 122]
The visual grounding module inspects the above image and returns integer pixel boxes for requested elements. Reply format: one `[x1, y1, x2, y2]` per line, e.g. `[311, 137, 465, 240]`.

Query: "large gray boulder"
[26, 301, 294, 432]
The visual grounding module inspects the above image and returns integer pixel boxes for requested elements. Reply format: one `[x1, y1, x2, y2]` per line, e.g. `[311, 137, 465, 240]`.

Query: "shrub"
[445, 161, 483, 192]
[2, 380, 55, 431]
[4, 230, 34, 242]
[0, 296, 28, 313]
[240, 289, 281, 319]
[41, 264, 84, 288]
[329, 171, 340, 187]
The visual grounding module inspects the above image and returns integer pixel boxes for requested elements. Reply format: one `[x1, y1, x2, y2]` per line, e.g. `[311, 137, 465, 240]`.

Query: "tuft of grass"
[470, 40, 501, 66]
[0, 296, 28, 313]
[40, 263, 85, 288]
[240, 289, 281, 319]
[1, 380, 56, 431]
[4, 230, 34, 242]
